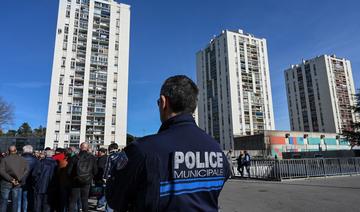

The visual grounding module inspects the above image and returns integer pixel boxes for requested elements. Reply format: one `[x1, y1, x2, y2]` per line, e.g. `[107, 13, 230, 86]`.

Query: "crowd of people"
[226, 150, 252, 178]
[0, 142, 123, 212]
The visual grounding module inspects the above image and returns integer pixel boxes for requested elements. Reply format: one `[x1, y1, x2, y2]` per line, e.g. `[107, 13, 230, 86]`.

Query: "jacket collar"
[158, 113, 196, 133]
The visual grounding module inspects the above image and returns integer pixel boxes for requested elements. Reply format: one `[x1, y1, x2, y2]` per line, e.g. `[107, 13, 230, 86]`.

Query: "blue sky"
[0, 0, 359, 136]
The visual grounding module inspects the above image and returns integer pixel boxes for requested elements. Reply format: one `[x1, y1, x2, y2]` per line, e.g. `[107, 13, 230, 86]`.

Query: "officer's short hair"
[160, 75, 199, 114]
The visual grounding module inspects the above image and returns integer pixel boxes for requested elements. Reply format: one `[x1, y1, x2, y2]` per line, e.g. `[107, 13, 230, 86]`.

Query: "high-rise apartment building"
[196, 30, 275, 150]
[285, 55, 356, 133]
[45, 0, 130, 148]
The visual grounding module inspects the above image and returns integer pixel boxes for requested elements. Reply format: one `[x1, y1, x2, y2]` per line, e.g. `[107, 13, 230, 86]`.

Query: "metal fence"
[232, 157, 360, 180]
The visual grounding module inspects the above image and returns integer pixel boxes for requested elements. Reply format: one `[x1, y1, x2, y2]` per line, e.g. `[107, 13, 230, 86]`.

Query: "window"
[115, 41, 119, 51]
[57, 102, 62, 113]
[71, 59, 75, 68]
[65, 124, 70, 133]
[59, 76, 64, 85]
[113, 73, 118, 83]
[61, 57, 66, 67]
[63, 41, 68, 50]
[68, 87, 73, 95]
[64, 25, 69, 34]
[112, 115, 116, 125]
[58, 85, 64, 94]
[114, 56, 118, 66]
[66, 10, 70, 18]
[67, 104, 72, 113]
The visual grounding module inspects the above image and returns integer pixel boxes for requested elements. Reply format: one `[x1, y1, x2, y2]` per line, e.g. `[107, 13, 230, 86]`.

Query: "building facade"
[196, 30, 275, 150]
[234, 130, 351, 159]
[285, 55, 356, 133]
[46, 0, 130, 149]
[0, 136, 45, 153]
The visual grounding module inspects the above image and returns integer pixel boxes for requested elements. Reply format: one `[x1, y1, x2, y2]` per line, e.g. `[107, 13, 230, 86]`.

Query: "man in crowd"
[32, 149, 58, 211]
[236, 152, 244, 177]
[106, 75, 230, 211]
[102, 143, 128, 212]
[55, 148, 71, 212]
[95, 148, 108, 210]
[0, 145, 29, 212]
[67, 142, 97, 212]
[21, 145, 39, 212]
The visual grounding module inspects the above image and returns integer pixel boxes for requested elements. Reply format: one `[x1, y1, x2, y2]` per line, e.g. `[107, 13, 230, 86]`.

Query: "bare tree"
[0, 97, 14, 130]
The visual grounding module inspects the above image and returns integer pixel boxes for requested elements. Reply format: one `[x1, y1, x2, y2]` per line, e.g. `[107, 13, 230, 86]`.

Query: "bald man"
[0, 145, 29, 212]
[67, 142, 97, 212]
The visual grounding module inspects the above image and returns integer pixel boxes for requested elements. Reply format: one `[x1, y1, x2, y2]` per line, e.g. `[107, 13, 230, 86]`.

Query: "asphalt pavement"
[219, 175, 360, 212]
[89, 175, 360, 212]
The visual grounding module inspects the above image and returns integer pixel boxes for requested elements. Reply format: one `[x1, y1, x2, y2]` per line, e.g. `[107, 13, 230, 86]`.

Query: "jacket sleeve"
[103, 156, 110, 180]
[92, 156, 98, 177]
[0, 159, 13, 182]
[106, 143, 146, 211]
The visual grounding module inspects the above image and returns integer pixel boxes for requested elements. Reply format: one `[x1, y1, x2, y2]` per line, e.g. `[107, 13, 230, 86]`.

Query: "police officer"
[106, 75, 230, 212]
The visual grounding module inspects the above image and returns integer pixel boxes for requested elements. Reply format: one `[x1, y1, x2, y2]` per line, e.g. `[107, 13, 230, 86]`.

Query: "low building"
[234, 130, 350, 159]
[0, 136, 45, 153]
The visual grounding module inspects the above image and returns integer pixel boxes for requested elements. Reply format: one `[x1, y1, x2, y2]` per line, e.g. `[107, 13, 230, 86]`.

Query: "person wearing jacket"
[244, 151, 251, 178]
[236, 152, 244, 177]
[106, 75, 231, 212]
[32, 149, 58, 212]
[53, 148, 70, 212]
[67, 142, 98, 212]
[21, 145, 39, 212]
[0, 145, 29, 212]
[101, 143, 128, 212]
[94, 148, 108, 210]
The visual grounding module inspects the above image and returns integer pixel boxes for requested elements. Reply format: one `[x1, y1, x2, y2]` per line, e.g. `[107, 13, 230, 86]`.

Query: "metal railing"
[232, 157, 360, 180]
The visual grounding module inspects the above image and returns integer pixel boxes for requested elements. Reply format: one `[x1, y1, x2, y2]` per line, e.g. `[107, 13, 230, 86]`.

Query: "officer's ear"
[160, 95, 168, 111]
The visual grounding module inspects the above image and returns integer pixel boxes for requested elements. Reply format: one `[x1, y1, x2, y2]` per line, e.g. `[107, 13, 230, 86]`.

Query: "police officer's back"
[106, 75, 230, 212]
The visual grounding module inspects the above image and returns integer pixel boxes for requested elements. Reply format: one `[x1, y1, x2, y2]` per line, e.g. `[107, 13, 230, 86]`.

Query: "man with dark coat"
[236, 152, 244, 177]
[32, 149, 58, 212]
[21, 145, 39, 212]
[106, 75, 231, 212]
[95, 148, 108, 210]
[0, 145, 29, 212]
[67, 142, 98, 212]
[244, 151, 251, 178]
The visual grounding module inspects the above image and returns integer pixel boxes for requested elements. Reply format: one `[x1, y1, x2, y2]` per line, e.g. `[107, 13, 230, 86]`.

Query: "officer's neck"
[161, 112, 180, 123]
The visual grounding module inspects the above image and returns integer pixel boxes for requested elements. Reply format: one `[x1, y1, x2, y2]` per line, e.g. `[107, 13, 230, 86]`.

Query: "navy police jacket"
[106, 114, 230, 212]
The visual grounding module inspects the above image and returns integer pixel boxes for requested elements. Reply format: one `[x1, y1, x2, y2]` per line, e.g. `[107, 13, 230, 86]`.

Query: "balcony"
[73, 93, 83, 98]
